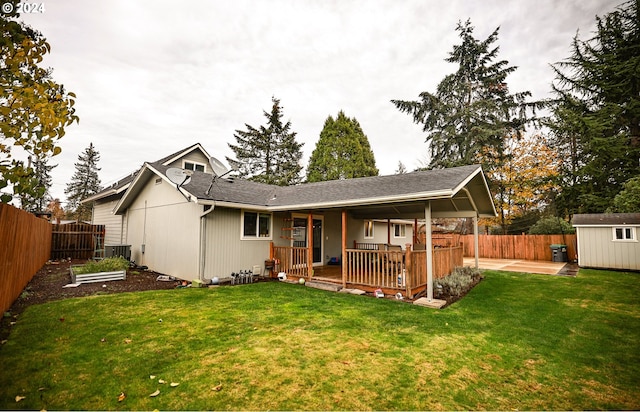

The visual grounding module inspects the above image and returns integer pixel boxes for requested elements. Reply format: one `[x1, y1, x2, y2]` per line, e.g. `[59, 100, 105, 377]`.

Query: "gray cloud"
[18, 0, 620, 204]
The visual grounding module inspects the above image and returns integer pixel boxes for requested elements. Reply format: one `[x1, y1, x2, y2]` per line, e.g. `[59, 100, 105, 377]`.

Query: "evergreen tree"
[547, 0, 640, 214]
[18, 156, 56, 212]
[391, 19, 532, 170]
[228, 97, 303, 186]
[65, 143, 101, 221]
[609, 176, 640, 213]
[306, 111, 378, 182]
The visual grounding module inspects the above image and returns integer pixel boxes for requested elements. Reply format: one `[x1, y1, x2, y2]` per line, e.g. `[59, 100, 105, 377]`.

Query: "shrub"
[528, 216, 575, 235]
[73, 257, 130, 274]
[434, 266, 483, 298]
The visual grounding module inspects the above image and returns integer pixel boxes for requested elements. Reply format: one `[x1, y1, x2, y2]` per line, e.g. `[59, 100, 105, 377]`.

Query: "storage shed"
[572, 213, 640, 271]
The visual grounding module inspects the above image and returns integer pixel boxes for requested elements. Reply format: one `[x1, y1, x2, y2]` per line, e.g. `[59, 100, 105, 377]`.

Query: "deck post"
[425, 202, 433, 301]
[473, 215, 479, 269]
[387, 219, 391, 245]
[307, 213, 313, 278]
[341, 209, 347, 288]
[405, 243, 412, 297]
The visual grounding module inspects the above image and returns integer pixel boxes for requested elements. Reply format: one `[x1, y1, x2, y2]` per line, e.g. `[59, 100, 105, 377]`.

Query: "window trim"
[241, 210, 273, 240]
[364, 220, 374, 239]
[393, 223, 406, 238]
[612, 226, 637, 242]
[182, 160, 207, 173]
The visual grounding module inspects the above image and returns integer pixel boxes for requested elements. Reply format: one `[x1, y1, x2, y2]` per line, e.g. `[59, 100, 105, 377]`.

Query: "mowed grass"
[0, 269, 638, 410]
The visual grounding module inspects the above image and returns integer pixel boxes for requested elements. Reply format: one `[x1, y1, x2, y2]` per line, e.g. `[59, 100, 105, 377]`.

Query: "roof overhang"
[113, 163, 196, 214]
[114, 163, 497, 219]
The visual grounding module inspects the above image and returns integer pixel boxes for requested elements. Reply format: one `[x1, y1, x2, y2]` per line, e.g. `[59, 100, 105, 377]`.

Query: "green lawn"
[0, 269, 638, 410]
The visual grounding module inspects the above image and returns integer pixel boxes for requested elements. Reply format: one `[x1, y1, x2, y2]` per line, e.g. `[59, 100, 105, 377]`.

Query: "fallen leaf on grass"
[170, 382, 179, 387]
[158, 379, 166, 384]
[124, 338, 132, 344]
[149, 375, 156, 379]
[15, 395, 26, 402]
[149, 389, 160, 397]
[212, 383, 223, 392]
[118, 392, 126, 402]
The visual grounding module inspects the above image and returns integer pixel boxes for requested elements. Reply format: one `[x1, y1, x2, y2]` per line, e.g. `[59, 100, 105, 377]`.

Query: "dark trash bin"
[550, 244, 568, 262]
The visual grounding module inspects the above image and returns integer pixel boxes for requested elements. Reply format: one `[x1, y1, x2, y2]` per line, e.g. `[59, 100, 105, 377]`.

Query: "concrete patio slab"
[463, 257, 567, 275]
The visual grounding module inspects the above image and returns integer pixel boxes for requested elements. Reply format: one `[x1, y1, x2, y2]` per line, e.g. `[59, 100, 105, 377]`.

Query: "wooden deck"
[312, 265, 343, 282]
[271, 243, 464, 298]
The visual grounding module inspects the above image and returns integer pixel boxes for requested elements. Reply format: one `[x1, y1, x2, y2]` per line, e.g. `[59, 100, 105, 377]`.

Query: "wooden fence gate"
[51, 223, 105, 260]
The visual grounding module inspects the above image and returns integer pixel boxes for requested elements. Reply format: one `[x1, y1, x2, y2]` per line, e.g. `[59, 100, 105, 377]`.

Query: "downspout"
[199, 203, 216, 281]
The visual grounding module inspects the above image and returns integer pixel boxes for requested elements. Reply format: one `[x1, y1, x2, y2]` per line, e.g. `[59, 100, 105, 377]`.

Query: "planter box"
[70, 265, 127, 285]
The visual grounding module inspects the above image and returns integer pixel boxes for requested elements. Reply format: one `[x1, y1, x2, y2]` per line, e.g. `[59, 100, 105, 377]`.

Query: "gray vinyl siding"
[92, 200, 126, 245]
[203, 207, 273, 280]
[125, 177, 200, 279]
[577, 226, 640, 270]
[349, 218, 414, 249]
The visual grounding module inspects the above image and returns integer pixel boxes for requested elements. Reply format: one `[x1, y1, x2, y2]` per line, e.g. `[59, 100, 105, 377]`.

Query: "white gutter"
[267, 190, 454, 212]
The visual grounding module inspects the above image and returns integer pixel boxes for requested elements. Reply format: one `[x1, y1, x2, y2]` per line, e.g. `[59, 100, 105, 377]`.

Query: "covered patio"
[268, 165, 497, 301]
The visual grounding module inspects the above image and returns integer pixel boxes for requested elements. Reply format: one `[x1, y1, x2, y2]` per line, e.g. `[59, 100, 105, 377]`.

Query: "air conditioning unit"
[105, 244, 131, 260]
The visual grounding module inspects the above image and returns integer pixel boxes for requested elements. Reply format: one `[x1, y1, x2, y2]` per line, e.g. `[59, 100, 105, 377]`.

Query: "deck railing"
[272, 246, 308, 278]
[271, 243, 463, 297]
[345, 249, 405, 288]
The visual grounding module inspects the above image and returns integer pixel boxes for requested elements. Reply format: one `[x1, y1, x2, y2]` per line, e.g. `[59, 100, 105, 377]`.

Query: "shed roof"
[572, 213, 640, 226]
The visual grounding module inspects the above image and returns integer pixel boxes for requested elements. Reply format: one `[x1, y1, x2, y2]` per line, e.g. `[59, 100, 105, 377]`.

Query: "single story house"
[572, 213, 640, 271]
[83, 143, 496, 299]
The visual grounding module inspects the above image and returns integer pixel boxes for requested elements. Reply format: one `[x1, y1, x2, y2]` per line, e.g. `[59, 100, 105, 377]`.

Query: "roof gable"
[82, 143, 213, 204]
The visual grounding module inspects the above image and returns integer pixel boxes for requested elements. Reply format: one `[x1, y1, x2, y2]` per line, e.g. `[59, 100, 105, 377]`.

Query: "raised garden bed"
[70, 267, 126, 284]
[69, 257, 129, 285]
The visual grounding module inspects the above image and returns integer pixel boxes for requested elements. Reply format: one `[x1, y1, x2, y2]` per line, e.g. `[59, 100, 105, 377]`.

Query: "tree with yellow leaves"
[481, 133, 559, 233]
[1, 1, 78, 203]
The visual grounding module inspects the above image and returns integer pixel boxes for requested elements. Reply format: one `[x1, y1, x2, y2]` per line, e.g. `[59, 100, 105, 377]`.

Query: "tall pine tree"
[306, 111, 378, 182]
[392, 19, 532, 170]
[18, 155, 56, 212]
[65, 143, 101, 221]
[547, 0, 640, 214]
[228, 97, 303, 186]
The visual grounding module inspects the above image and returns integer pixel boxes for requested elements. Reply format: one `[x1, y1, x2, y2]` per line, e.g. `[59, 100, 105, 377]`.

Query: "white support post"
[425, 202, 433, 301]
[473, 215, 479, 269]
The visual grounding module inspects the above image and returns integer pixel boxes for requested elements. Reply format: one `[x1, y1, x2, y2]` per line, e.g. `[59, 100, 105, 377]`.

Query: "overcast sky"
[18, 0, 620, 205]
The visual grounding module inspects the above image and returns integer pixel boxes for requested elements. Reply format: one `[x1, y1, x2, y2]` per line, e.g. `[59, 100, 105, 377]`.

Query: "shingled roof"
[572, 213, 640, 226]
[113, 162, 496, 218]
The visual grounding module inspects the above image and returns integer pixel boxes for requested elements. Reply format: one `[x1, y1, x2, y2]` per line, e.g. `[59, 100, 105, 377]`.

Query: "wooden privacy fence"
[51, 223, 105, 260]
[0, 204, 52, 314]
[453, 234, 577, 261]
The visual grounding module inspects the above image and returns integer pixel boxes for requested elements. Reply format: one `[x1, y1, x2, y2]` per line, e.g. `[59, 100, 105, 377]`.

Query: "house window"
[242, 211, 272, 239]
[613, 227, 636, 241]
[183, 161, 206, 172]
[393, 223, 406, 238]
[364, 220, 374, 239]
